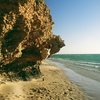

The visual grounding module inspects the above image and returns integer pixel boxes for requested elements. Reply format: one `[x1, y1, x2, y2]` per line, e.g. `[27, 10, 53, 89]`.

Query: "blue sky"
[45, 0, 100, 54]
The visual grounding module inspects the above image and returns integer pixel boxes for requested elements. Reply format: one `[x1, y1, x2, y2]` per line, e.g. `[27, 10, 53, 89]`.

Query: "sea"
[51, 54, 100, 72]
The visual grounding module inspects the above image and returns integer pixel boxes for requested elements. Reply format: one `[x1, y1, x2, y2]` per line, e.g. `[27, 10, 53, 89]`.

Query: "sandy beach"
[0, 61, 87, 100]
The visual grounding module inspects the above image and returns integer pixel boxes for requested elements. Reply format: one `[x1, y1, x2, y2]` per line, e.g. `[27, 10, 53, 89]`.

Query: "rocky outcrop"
[0, 0, 65, 80]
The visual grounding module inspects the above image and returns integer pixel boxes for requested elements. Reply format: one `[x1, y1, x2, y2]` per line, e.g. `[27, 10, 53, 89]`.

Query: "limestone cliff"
[0, 0, 65, 80]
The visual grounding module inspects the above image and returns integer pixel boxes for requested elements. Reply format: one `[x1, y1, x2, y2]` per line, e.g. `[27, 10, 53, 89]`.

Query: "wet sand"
[49, 59, 100, 100]
[0, 61, 87, 100]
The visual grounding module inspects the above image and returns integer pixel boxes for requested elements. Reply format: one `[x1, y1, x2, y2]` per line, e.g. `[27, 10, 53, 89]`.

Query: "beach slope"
[0, 61, 87, 100]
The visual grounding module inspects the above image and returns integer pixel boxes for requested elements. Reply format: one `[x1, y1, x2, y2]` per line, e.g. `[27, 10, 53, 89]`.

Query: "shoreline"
[49, 59, 100, 100]
[50, 58, 100, 82]
[0, 60, 87, 100]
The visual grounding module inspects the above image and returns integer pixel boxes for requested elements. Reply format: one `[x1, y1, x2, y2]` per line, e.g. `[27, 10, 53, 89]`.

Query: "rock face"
[0, 0, 65, 80]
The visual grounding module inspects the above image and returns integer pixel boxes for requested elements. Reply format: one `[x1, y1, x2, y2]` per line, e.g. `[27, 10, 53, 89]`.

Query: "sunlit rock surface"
[0, 0, 65, 80]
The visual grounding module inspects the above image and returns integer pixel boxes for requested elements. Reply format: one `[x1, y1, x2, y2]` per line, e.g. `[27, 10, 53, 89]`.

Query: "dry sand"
[0, 61, 87, 100]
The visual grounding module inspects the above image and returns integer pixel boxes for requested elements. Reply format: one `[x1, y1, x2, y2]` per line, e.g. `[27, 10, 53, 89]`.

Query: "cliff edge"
[0, 0, 65, 80]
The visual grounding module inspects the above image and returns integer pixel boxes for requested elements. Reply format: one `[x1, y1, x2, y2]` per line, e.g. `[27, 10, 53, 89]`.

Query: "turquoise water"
[51, 54, 100, 63]
[51, 54, 100, 71]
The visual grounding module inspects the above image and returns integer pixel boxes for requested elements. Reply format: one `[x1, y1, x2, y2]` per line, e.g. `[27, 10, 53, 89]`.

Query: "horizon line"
[55, 53, 100, 55]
